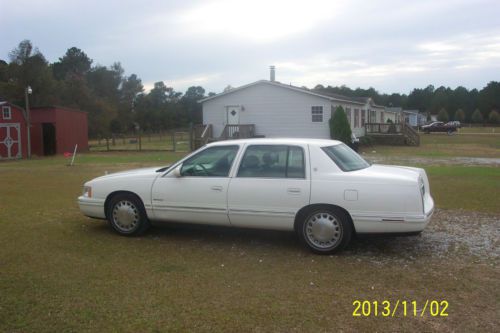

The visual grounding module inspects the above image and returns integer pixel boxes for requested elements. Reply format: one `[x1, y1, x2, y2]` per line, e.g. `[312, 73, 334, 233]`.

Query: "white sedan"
[78, 138, 434, 254]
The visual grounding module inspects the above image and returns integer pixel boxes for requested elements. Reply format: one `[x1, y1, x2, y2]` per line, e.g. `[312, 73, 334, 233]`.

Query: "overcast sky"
[1, 0, 499, 94]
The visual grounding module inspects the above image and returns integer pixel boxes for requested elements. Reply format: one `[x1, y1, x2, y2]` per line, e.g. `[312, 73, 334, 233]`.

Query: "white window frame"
[311, 106, 323, 123]
[354, 109, 359, 128]
[2, 106, 11, 120]
[345, 107, 351, 126]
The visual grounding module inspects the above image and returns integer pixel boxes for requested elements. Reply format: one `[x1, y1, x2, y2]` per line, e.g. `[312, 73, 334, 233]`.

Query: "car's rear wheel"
[298, 207, 352, 254]
[107, 193, 150, 235]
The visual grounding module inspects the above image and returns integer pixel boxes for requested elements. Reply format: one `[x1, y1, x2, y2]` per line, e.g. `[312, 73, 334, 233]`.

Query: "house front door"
[226, 106, 240, 125]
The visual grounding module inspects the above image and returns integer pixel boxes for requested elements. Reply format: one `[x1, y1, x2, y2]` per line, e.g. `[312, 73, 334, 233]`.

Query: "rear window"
[321, 144, 370, 172]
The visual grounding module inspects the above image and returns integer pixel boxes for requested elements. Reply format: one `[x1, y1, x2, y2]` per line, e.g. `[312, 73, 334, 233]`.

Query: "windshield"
[321, 144, 370, 172]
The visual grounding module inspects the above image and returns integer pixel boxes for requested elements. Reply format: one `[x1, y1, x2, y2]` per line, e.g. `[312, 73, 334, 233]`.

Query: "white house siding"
[336, 104, 366, 138]
[201, 82, 390, 139]
[203, 83, 335, 139]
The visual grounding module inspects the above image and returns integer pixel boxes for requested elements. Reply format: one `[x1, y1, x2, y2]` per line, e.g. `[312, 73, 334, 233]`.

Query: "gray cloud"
[1, 0, 499, 94]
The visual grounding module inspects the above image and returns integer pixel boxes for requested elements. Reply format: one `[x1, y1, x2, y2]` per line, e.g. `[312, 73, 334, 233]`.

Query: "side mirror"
[172, 164, 182, 177]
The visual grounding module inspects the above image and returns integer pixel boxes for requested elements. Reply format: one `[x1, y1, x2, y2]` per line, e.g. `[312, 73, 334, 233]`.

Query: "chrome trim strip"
[153, 205, 227, 213]
[229, 209, 295, 217]
[77, 200, 103, 207]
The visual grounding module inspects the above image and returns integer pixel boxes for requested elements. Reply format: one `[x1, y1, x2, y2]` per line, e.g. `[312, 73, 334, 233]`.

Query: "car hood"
[92, 167, 164, 181]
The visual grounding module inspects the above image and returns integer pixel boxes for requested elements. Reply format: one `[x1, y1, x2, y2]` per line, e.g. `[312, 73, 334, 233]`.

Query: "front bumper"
[78, 196, 106, 219]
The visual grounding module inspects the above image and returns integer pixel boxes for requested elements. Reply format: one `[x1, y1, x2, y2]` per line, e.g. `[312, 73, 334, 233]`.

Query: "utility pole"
[25, 86, 32, 159]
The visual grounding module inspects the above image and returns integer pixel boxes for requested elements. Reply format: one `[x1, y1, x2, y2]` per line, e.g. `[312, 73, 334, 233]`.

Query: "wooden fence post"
[139, 133, 142, 151]
[172, 131, 176, 152]
[106, 138, 109, 151]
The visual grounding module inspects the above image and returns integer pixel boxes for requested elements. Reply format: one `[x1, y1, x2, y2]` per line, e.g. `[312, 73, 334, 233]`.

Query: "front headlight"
[83, 186, 92, 198]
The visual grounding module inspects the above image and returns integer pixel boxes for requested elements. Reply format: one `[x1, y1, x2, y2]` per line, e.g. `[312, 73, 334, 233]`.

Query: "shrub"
[359, 135, 374, 146]
[437, 108, 449, 122]
[329, 106, 352, 144]
[489, 110, 499, 124]
[454, 109, 465, 122]
[471, 109, 483, 123]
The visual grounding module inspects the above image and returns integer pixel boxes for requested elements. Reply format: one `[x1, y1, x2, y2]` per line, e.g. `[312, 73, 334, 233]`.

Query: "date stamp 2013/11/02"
[353, 300, 449, 317]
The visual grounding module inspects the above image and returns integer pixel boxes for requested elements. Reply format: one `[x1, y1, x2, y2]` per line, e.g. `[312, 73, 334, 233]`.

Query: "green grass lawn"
[425, 166, 500, 213]
[0, 148, 499, 332]
[361, 131, 500, 158]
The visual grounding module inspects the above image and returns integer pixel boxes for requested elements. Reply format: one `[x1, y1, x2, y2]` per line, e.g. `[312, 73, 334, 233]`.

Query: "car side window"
[180, 145, 239, 177]
[237, 145, 305, 178]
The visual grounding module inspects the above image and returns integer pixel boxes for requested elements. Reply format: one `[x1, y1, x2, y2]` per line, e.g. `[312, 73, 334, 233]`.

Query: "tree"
[5, 40, 58, 106]
[52, 47, 92, 80]
[408, 85, 434, 113]
[8, 39, 39, 65]
[471, 109, 483, 123]
[488, 110, 499, 124]
[437, 108, 449, 122]
[182, 86, 205, 124]
[454, 109, 465, 122]
[329, 106, 352, 145]
[478, 81, 500, 118]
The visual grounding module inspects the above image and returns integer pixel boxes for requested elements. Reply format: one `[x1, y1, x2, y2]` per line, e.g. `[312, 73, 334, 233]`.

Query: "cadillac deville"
[78, 138, 434, 254]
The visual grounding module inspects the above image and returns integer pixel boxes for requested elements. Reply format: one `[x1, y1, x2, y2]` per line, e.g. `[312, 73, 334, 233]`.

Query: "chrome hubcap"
[305, 212, 342, 249]
[112, 200, 139, 232]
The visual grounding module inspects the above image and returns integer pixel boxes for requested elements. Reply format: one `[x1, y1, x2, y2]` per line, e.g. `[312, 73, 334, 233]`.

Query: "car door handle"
[211, 186, 223, 191]
[287, 188, 301, 194]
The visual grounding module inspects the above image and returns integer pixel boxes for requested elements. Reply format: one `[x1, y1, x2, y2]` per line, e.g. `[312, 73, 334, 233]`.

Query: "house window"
[311, 106, 323, 122]
[2, 106, 11, 120]
[361, 110, 366, 126]
[380, 111, 385, 123]
[345, 108, 351, 126]
[370, 110, 376, 123]
[354, 109, 359, 128]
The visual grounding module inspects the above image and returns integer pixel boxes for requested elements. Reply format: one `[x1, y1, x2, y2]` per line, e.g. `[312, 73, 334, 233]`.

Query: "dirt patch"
[348, 209, 500, 263]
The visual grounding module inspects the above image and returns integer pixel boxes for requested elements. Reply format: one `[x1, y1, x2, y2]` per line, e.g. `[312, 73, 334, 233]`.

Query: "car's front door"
[151, 145, 240, 225]
[227, 144, 310, 230]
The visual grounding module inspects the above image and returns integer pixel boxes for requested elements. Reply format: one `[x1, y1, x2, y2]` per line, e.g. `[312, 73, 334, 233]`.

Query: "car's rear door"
[227, 144, 310, 230]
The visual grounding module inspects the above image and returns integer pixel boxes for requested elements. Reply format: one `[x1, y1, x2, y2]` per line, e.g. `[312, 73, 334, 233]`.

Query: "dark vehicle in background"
[447, 121, 461, 128]
[421, 121, 458, 134]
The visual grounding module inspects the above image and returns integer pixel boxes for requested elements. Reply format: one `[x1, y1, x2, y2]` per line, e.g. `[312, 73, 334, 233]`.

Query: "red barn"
[0, 102, 88, 160]
[0, 102, 28, 159]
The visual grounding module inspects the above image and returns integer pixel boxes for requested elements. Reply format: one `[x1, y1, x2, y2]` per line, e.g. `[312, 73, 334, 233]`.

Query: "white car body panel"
[151, 175, 232, 226]
[78, 138, 434, 235]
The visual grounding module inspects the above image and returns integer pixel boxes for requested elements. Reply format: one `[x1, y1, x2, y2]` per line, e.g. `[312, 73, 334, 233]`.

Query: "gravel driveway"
[348, 209, 500, 262]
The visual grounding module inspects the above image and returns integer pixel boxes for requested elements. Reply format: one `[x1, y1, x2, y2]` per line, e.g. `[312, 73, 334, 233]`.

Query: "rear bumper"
[78, 196, 106, 219]
[352, 198, 434, 234]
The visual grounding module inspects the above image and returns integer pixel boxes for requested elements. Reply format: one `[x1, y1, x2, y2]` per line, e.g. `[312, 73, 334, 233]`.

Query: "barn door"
[0, 123, 22, 159]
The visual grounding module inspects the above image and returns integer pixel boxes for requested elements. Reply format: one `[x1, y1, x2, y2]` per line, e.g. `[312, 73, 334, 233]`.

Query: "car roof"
[207, 138, 343, 147]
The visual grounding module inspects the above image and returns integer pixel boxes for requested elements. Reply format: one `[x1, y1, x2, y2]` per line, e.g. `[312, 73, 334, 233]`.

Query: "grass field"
[0, 132, 499, 332]
[361, 131, 500, 158]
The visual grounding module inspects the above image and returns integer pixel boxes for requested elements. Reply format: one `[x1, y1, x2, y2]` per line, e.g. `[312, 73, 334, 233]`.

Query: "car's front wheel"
[298, 207, 352, 254]
[107, 193, 150, 235]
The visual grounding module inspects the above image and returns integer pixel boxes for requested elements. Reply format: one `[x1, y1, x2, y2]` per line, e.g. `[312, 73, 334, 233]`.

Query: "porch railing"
[365, 122, 420, 146]
[220, 124, 255, 140]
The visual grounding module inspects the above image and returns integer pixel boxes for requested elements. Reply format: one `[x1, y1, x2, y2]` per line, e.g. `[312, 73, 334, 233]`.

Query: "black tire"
[106, 193, 150, 236]
[297, 207, 352, 254]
